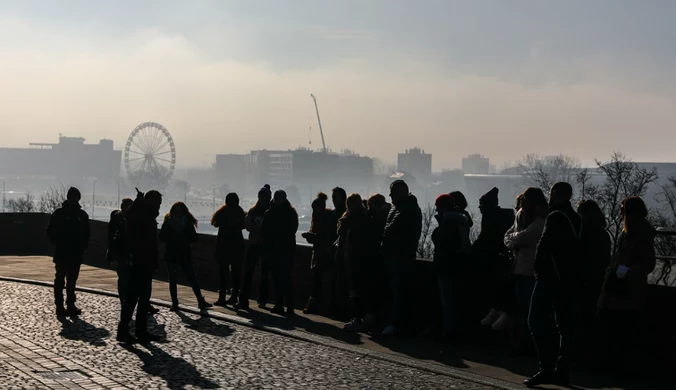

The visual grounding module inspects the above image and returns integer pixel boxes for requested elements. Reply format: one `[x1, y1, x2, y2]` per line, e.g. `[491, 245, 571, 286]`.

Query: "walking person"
[262, 190, 299, 317]
[503, 187, 547, 350]
[117, 189, 163, 343]
[525, 182, 582, 387]
[160, 202, 212, 311]
[211, 193, 246, 307]
[47, 187, 90, 317]
[302, 192, 336, 314]
[597, 196, 655, 373]
[237, 185, 272, 310]
[381, 180, 422, 336]
[107, 198, 133, 305]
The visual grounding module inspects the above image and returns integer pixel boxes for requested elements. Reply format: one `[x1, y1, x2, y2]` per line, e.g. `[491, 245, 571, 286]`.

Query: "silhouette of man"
[117, 189, 163, 343]
[525, 182, 581, 387]
[381, 180, 422, 336]
[47, 187, 90, 317]
[108, 198, 133, 304]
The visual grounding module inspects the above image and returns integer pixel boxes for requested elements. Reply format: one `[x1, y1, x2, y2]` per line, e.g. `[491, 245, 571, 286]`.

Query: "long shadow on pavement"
[123, 343, 218, 390]
[58, 316, 110, 347]
[175, 310, 234, 338]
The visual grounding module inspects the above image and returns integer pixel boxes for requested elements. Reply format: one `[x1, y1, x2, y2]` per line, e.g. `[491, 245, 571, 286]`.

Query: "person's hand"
[135, 187, 144, 200]
[616, 265, 630, 279]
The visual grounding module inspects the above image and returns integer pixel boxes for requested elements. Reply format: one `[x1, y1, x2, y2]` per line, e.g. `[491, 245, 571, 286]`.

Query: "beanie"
[479, 187, 499, 205]
[435, 194, 455, 212]
[258, 184, 272, 197]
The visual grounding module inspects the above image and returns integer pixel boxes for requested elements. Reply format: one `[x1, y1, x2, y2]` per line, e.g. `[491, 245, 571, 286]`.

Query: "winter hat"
[258, 184, 272, 197]
[389, 180, 409, 193]
[67, 187, 81, 201]
[479, 187, 499, 205]
[435, 194, 455, 212]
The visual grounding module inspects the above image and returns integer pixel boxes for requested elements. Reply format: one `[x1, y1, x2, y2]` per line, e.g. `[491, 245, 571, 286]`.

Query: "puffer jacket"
[598, 221, 656, 312]
[382, 194, 422, 263]
[504, 209, 545, 277]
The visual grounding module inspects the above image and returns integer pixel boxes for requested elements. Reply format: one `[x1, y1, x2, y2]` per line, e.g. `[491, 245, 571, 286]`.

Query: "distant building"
[397, 147, 432, 185]
[462, 154, 490, 174]
[214, 154, 247, 192]
[0, 136, 121, 180]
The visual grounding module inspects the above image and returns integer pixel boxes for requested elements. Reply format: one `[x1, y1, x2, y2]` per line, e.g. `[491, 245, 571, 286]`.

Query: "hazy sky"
[1, 0, 675, 169]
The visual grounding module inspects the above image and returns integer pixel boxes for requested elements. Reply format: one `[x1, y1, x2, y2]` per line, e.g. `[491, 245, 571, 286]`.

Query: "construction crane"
[310, 93, 327, 153]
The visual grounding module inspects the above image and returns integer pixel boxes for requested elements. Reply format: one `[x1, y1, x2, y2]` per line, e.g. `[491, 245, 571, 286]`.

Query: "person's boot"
[198, 298, 213, 310]
[553, 368, 570, 386]
[56, 306, 67, 317]
[136, 331, 162, 343]
[303, 297, 318, 315]
[225, 290, 239, 306]
[147, 305, 160, 315]
[170, 302, 180, 312]
[214, 291, 227, 307]
[524, 371, 554, 387]
[234, 300, 250, 311]
[271, 305, 285, 315]
[66, 305, 82, 317]
[116, 329, 136, 344]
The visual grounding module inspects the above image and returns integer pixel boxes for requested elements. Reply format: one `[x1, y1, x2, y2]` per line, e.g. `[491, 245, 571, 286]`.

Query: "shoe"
[56, 307, 67, 317]
[381, 325, 396, 337]
[343, 318, 367, 332]
[147, 306, 160, 315]
[225, 290, 239, 306]
[491, 312, 511, 331]
[136, 332, 162, 343]
[234, 301, 249, 311]
[286, 309, 296, 318]
[213, 299, 227, 308]
[480, 309, 501, 326]
[116, 332, 136, 344]
[524, 371, 554, 387]
[303, 297, 318, 315]
[170, 304, 179, 312]
[553, 370, 570, 386]
[198, 300, 213, 309]
[66, 306, 82, 317]
[257, 301, 267, 309]
[271, 305, 285, 315]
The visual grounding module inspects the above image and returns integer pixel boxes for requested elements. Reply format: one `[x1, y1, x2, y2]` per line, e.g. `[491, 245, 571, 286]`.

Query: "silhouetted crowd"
[47, 179, 657, 388]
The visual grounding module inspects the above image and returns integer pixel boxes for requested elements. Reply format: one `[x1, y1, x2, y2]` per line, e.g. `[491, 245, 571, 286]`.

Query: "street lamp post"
[92, 181, 97, 219]
[2, 181, 5, 213]
[212, 185, 216, 214]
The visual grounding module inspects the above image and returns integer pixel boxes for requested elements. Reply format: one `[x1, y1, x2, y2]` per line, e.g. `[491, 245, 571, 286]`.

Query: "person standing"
[381, 180, 422, 336]
[302, 192, 336, 314]
[337, 193, 370, 331]
[160, 202, 212, 311]
[525, 182, 581, 387]
[117, 189, 163, 343]
[211, 193, 246, 307]
[262, 190, 299, 317]
[597, 196, 655, 372]
[237, 185, 272, 310]
[503, 187, 547, 349]
[107, 198, 133, 305]
[47, 187, 90, 317]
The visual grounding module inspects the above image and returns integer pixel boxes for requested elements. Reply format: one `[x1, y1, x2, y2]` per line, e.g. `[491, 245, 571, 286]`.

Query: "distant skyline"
[1, 1, 675, 170]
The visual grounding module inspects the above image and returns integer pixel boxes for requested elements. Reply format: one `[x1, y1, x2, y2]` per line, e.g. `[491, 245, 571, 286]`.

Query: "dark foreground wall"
[1, 213, 674, 361]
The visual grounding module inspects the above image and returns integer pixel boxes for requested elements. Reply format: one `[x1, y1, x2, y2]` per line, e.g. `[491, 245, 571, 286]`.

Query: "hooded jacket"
[47, 201, 90, 264]
[432, 210, 472, 275]
[472, 206, 514, 258]
[382, 194, 422, 262]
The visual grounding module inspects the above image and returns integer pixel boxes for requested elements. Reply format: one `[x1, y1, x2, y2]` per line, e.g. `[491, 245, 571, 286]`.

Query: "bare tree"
[37, 184, 68, 214]
[591, 152, 658, 253]
[518, 154, 581, 191]
[6, 193, 36, 213]
[417, 204, 436, 259]
[651, 177, 676, 286]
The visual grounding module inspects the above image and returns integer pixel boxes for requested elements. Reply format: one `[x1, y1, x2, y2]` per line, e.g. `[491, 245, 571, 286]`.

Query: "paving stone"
[0, 281, 498, 389]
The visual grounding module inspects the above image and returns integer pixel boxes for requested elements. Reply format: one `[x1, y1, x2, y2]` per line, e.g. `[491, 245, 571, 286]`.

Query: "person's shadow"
[176, 311, 234, 338]
[58, 316, 110, 347]
[123, 343, 218, 390]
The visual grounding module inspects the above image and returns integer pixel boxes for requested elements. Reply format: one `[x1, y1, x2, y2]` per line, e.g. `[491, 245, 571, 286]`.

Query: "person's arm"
[159, 219, 171, 242]
[82, 211, 91, 249]
[244, 211, 256, 232]
[504, 222, 517, 249]
[187, 224, 199, 244]
[507, 218, 545, 249]
[46, 210, 61, 246]
[630, 234, 657, 277]
[535, 212, 563, 278]
[107, 212, 118, 250]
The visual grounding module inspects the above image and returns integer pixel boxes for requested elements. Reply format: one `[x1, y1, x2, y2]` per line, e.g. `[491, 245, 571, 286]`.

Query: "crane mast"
[310, 93, 327, 153]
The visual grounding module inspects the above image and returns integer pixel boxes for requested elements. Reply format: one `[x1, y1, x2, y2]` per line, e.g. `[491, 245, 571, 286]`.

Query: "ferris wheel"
[124, 122, 176, 188]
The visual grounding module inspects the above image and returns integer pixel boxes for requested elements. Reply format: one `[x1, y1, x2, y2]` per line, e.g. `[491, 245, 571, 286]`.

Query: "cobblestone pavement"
[0, 281, 500, 390]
